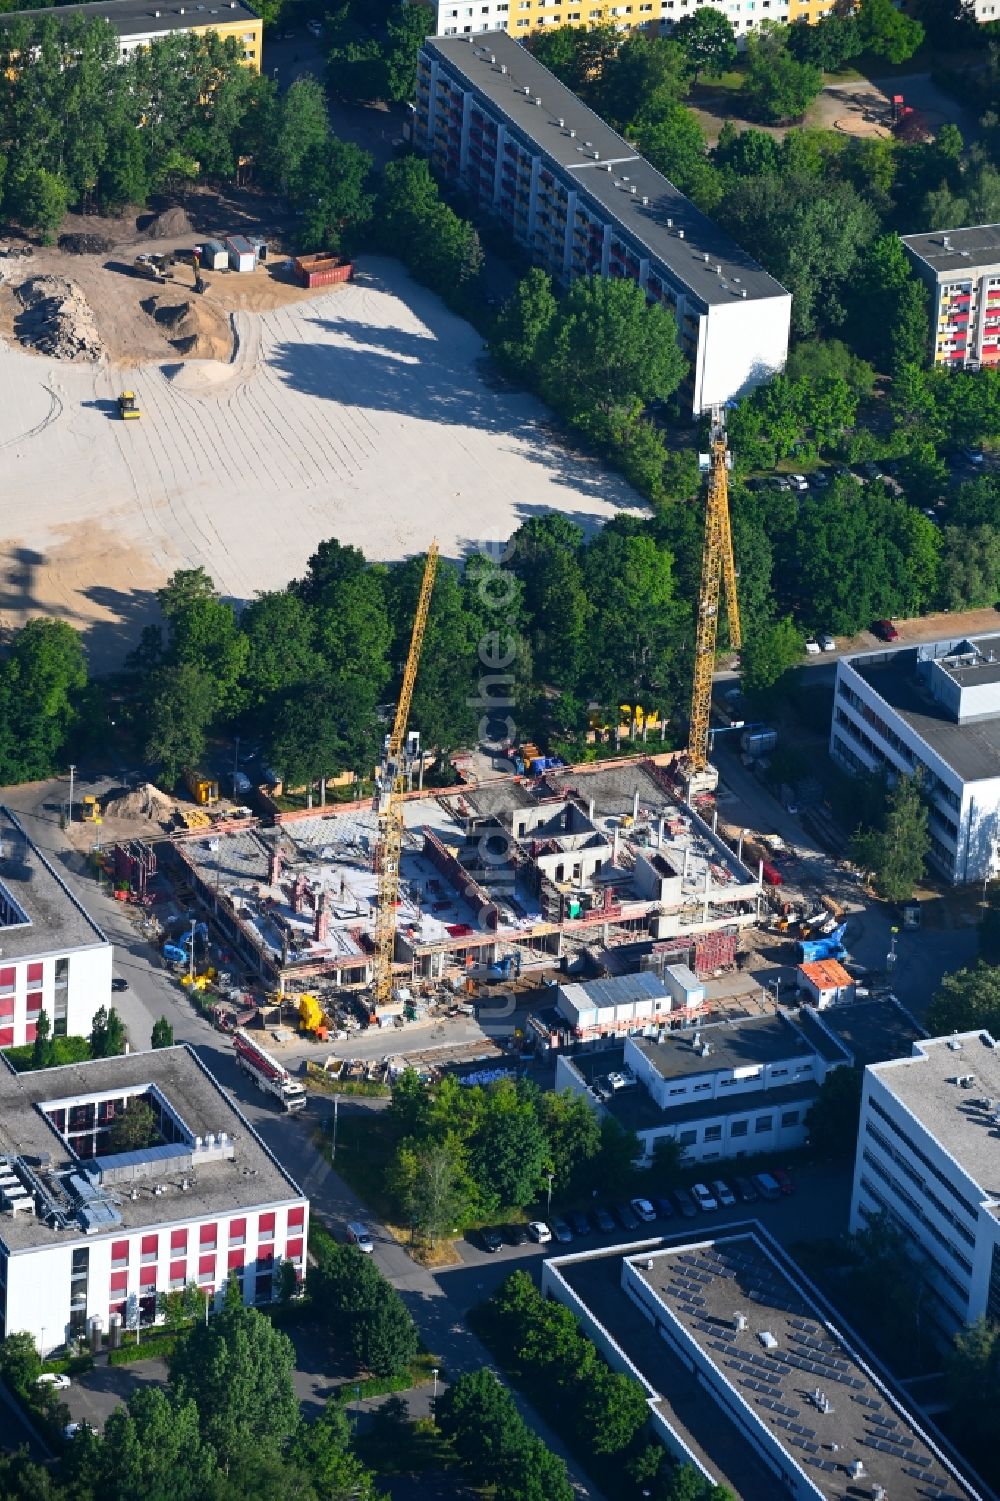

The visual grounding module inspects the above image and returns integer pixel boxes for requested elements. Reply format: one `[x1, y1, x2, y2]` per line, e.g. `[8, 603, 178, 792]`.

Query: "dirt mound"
[59, 233, 112, 255]
[13, 275, 103, 360]
[102, 781, 175, 820]
[141, 290, 232, 360]
[143, 206, 194, 240]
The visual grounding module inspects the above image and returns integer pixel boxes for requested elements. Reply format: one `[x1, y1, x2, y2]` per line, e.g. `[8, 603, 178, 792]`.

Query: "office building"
[543, 1229, 981, 1500]
[413, 32, 791, 414]
[830, 635, 1000, 884]
[0, 808, 112, 1051]
[0, 0, 263, 70]
[851, 1029, 1000, 1336]
[902, 224, 1000, 369]
[0, 1045, 307, 1353]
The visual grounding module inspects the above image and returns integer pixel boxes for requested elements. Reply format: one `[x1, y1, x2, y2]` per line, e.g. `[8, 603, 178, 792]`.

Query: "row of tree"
[436, 1369, 574, 1501]
[309, 1239, 419, 1379]
[481, 1270, 734, 1501]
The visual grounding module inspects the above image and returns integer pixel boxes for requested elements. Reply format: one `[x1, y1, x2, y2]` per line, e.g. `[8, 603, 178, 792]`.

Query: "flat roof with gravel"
[902, 223, 1000, 278]
[0, 0, 260, 36]
[0, 806, 108, 960]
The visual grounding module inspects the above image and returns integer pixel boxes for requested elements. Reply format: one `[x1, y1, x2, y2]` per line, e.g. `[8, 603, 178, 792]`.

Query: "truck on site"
[81, 794, 101, 823]
[798, 922, 848, 964]
[232, 1028, 307, 1112]
[185, 770, 219, 806]
[740, 727, 777, 760]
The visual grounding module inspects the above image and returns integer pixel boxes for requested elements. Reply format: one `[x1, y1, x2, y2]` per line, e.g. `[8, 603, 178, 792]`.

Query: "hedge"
[108, 1335, 178, 1366]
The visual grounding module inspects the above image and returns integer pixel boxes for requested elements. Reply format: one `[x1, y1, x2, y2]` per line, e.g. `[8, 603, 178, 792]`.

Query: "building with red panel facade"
[0, 807, 112, 1050]
[902, 223, 1000, 370]
[0, 1045, 307, 1354]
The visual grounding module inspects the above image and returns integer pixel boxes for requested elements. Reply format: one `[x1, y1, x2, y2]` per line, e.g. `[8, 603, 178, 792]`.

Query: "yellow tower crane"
[685, 407, 741, 794]
[372, 542, 439, 1010]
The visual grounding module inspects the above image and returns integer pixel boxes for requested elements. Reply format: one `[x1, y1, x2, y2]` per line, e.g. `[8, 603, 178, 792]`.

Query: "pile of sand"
[14, 275, 103, 360]
[141, 206, 194, 240]
[102, 782, 175, 820]
[141, 291, 232, 360]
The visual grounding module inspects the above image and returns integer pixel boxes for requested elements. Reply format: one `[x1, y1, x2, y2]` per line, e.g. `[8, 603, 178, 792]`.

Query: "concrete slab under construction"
[175, 758, 763, 993]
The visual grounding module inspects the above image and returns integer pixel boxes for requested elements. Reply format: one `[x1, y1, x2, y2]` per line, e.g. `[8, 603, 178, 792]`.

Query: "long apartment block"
[421, 0, 832, 44]
[902, 223, 1000, 370]
[414, 32, 791, 414]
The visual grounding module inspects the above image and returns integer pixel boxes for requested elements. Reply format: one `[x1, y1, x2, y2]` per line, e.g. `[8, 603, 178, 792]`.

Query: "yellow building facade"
[0, 0, 263, 71]
[427, 0, 832, 45]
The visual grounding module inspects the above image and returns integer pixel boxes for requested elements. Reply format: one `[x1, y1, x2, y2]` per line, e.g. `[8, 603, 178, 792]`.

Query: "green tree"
[471, 1079, 549, 1211]
[287, 1399, 382, 1500]
[497, 1434, 574, 1501]
[0, 619, 87, 785]
[848, 234, 930, 372]
[673, 7, 737, 81]
[787, 11, 862, 70]
[634, 100, 723, 212]
[535, 1088, 602, 1196]
[598, 33, 688, 129]
[0, 1330, 42, 1396]
[383, 2, 433, 102]
[937, 525, 1000, 610]
[578, 1362, 650, 1456]
[267, 75, 329, 193]
[508, 514, 591, 691]
[584, 524, 687, 717]
[168, 1284, 298, 1469]
[108, 1096, 159, 1152]
[851, 774, 930, 902]
[31, 1009, 56, 1069]
[742, 30, 823, 124]
[296, 135, 374, 254]
[143, 663, 215, 783]
[393, 1138, 474, 1243]
[491, 268, 558, 379]
[806, 1067, 863, 1161]
[946, 1317, 1000, 1460]
[929, 961, 1000, 1037]
[740, 616, 804, 696]
[94, 1388, 217, 1501]
[527, 22, 620, 100]
[857, 0, 924, 62]
[8, 164, 69, 237]
[311, 1243, 418, 1377]
[90, 1004, 127, 1058]
[151, 1016, 174, 1049]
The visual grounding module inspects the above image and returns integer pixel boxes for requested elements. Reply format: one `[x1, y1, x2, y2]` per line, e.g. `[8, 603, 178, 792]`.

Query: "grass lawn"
[317, 1113, 399, 1225]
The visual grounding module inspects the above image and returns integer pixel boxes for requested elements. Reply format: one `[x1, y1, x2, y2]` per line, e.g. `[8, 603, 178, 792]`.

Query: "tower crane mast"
[373, 542, 439, 1011]
[686, 407, 741, 788]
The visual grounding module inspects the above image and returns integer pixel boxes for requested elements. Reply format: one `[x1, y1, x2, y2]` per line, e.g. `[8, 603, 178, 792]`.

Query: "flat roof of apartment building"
[0, 0, 259, 35]
[422, 33, 788, 309]
[848, 640, 1000, 783]
[0, 807, 108, 959]
[868, 1030, 1000, 1197]
[630, 1012, 821, 1081]
[549, 1232, 982, 1501]
[902, 223, 1000, 277]
[0, 1045, 302, 1252]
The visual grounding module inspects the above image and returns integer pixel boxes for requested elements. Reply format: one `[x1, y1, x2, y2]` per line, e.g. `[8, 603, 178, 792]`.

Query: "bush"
[108, 1335, 179, 1366]
[5, 1035, 91, 1071]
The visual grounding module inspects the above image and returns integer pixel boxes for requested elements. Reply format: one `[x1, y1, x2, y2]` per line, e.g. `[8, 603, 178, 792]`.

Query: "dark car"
[111, 976, 129, 992]
[594, 1206, 616, 1233]
[477, 1227, 503, 1254]
[654, 1195, 676, 1220]
[734, 1176, 759, 1204]
[871, 619, 899, 642]
[569, 1210, 592, 1236]
[809, 469, 829, 488]
[771, 1167, 795, 1196]
[672, 1188, 698, 1219]
[505, 1223, 529, 1247]
[859, 461, 883, 482]
[551, 1217, 574, 1244]
[615, 1202, 641, 1231]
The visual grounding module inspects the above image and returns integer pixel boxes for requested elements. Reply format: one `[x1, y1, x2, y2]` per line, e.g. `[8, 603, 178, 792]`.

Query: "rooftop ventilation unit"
[948, 1036, 963, 1051]
[741, 289, 748, 299]
[758, 1330, 778, 1351]
[630, 186, 637, 195]
[716, 264, 722, 275]
[704, 252, 710, 263]
[489, 54, 496, 64]
[849, 1461, 865, 1480]
[534, 97, 541, 106]
[641, 195, 649, 206]
[568, 128, 575, 137]
[958, 1073, 977, 1088]
[558, 116, 565, 127]
[500, 64, 507, 74]
[523, 85, 530, 95]
[871, 1486, 886, 1501]
[734, 1312, 747, 1332]
[677, 229, 684, 239]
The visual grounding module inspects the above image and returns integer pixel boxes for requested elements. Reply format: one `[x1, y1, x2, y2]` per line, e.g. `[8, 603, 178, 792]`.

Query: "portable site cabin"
[226, 234, 257, 273]
[198, 239, 228, 271]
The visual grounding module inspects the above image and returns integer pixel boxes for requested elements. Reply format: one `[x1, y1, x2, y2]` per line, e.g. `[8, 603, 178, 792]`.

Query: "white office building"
[0, 808, 113, 1050]
[831, 636, 1000, 884]
[414, 32, 791, 414]
[0, 1046, 308, 1353]
[850, 1030, 1000, 1336]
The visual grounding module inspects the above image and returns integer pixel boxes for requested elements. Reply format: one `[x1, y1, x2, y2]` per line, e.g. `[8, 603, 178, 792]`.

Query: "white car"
[691, 1182, 719, 1212]
[36, 1372, 71, 1392]
[527, 1220, 552, 1243]
[346, 1221, 374, 1254]
[710, 1179, 737, 1208]
[790, 474, 809, 492]
[804, 638, 821, 655]
[818, 632, 836, 652]
[630, 1196, 656, 1223]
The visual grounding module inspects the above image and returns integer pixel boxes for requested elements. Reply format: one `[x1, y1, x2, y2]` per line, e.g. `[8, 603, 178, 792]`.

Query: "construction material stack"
[232, 1028, 307, 1112]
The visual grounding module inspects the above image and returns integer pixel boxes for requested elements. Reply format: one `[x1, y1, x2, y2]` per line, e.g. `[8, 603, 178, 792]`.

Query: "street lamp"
[432, 1367, 439, 1400]
[545, 1172, 555, 1216]
[68, 763, 76, 827]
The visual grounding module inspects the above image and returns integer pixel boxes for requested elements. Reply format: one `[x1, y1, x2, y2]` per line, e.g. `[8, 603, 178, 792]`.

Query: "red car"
[772, 1168, 795, 1196]
[871, 619, 899, 642]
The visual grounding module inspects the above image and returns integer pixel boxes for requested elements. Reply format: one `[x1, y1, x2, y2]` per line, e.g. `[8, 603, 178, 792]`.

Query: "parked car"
[961, 446, 985, 466]
[505, 1223, 529, 1247]
[859, 461, 883, 481]
[789, 474, 809, 492]
[616, 1202, 641, 1231]
[752, 1172, 783, 1202]
[710, 1179, 737, 1208]
[346, 1222, 374, 1253]
[818, 632, 836, 652]
[769, 476, 792, 492]
[672, 1188, 698, 1218]
[527, 1220, 552, 1243]
[809, 470, 829, 488]
[654, 1195, 676, 1219]
[691, 1182, 719, 1212]
[594, 1205, 616, 1232]
[804, 638, 821, 655]
[37, 1373, 71, 1392]
[551, 1217, 574, 1244]
[871, 619, 899, 642]
[630, 1196, 657, 1223]
[478, 1227, 503, 1254]
[569, 1210, 592, 1236]
[111, 976, 129, 992]
[734, 1175, 759, 1203]
[771, 1167, 795, 1196]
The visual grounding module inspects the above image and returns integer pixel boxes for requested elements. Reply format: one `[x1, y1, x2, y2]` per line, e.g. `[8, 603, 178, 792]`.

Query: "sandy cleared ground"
[0, 255, 641, 668]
